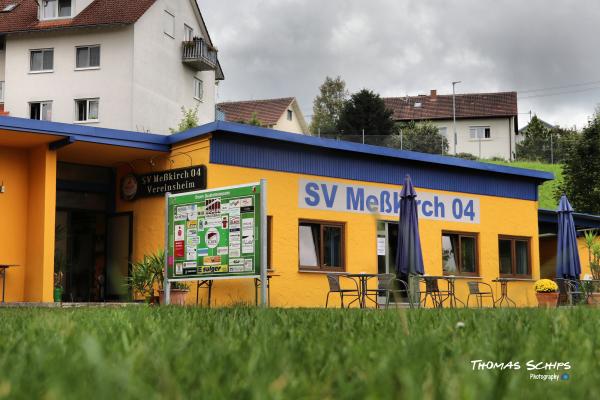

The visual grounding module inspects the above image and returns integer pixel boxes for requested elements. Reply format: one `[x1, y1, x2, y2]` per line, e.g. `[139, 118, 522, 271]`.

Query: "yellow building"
[0, 116, 561, 306]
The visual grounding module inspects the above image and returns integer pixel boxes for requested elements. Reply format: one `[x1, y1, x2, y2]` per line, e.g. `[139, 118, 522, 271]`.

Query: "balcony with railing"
[182, 38, 218, 71]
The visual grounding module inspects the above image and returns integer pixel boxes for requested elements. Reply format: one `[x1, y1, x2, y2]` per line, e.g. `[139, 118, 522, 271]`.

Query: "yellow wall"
[540, 236, 595, 280]
[117, 137, 541, 307]
[0, 144, 56, 302]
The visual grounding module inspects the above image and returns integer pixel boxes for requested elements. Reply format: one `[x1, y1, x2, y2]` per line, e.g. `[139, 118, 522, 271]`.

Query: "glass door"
[376, 221, 399, 305]
[105, 213, 132, 301]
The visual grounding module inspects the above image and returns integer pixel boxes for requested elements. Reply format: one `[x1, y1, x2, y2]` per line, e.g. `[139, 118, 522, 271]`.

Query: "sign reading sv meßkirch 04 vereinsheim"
[166, 183, 262, 280]
[121, 166, 206, 201]
[299, 179, 480, 223]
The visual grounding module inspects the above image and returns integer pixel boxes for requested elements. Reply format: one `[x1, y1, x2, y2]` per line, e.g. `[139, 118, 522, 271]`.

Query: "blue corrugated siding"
[210, 135, 539, 201]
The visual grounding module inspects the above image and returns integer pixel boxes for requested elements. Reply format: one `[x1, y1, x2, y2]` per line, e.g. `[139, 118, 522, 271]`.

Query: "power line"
[518, 79, 600, 93]
[518, 85, 600, 99]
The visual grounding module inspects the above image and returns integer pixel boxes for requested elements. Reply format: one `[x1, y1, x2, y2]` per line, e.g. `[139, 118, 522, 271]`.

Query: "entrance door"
[377, 221, 399, 304]
[105, 213, 133, 301]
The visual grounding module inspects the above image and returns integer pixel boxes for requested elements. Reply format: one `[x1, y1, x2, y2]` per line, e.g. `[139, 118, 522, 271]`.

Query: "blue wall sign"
[299, 179, 480, 224]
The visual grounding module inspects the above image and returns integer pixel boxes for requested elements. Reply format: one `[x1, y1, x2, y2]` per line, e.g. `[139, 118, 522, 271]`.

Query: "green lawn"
[484, 161, 563, 210]
[0, 307, 598, 399]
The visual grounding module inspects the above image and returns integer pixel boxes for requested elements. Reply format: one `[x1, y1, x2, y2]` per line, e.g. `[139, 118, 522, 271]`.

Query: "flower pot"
[587, 293, 600, 307]
[536, 292, 558, 308]
[53, 287, 63, 303]
[159, 289, 190, 306]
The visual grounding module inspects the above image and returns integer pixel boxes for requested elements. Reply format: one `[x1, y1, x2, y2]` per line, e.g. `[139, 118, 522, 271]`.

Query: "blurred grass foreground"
[0, 307, 598, 399]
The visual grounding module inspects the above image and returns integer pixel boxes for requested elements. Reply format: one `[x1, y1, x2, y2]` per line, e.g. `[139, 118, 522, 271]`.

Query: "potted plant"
[128, 256, 155, 303]
[534, 279, 559, 307]
[584, 231, 600, 306]
[160, 281, 190, 306]
[53, 271, 63, 303]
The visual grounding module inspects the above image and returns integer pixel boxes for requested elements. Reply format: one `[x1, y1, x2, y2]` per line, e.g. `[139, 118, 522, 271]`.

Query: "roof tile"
[383, 91, 517, 121]
[0, 0, 155, 34]
[217, 97, 295, 126]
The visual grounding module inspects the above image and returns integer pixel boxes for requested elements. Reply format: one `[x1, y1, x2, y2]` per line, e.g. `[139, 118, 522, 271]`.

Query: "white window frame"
[469, 126, 491, 140]
[194, 77, 203, 101]
[184, 24, 194, 41]
[29, 101, 53, 121]
[75, 45, 101, 70]
[0, 81, 4, 103]
[40, 0, 73, 21]
[29, 48, 54, 73]
[287, 109, 293, 121]
[163, 10, 175, 38]
[74, 98, 100, 123]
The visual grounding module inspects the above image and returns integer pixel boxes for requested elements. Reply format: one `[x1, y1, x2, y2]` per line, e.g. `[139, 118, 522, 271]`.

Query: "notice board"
[166, 182, 263, 280]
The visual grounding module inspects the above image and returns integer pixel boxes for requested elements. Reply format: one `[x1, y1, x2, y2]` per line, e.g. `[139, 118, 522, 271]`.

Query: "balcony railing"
[182, 38, 218, 71]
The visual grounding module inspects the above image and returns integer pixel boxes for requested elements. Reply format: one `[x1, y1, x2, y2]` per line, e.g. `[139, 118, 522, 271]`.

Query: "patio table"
[424, 275, 465, 308]
[0, 264, 18, 303]
[492, 278, 519, 307]
[344, 273, 378, 308]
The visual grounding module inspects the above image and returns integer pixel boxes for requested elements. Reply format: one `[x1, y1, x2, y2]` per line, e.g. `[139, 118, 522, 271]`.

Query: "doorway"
[54, 163, 132, 302]
[377, 220, 407, 304]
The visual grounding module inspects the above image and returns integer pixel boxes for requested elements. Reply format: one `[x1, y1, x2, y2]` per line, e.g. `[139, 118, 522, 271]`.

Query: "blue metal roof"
[0, 116, 554, 194]
[0, 115, 170, 151]
[171, 120, 554, 182]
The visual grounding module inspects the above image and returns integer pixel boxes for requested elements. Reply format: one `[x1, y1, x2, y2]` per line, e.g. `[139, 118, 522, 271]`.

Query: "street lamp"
[452, 81, 461, 154]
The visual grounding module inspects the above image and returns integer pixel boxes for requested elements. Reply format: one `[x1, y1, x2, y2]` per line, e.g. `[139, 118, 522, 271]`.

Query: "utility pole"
[452, 81, 461, 154]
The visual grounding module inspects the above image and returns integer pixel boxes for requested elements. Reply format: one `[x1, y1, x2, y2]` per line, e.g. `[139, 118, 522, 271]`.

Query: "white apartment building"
[384, 91, 518, 160]
[0, 0, 224, 134]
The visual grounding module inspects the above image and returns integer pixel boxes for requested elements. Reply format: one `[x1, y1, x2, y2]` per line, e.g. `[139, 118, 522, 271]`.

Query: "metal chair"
[557, 278, 587, 306]
[325, 274, 360, 308]
[364, 274, 413, 309]
[466, 281, 495, 308]
[420, 277, 451, 308]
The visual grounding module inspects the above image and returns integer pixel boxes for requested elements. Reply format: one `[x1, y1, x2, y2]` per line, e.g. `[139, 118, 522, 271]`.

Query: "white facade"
[271, 100, 309, 134]
[429, 117, 517, 160]
[0, 0, 220, 134]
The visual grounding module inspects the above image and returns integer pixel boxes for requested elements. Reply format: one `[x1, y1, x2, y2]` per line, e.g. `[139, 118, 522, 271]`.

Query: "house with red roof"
[217, 97, 309, 135]
[383, 90, 518, 160]
[0, 0, 224, 134]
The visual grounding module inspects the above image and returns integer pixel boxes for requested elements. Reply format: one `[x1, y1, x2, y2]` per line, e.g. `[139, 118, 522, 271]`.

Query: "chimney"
[430, 89, 437, 99]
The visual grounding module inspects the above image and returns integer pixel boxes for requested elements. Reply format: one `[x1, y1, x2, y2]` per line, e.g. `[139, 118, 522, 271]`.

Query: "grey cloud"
[201, 0, 600, 128]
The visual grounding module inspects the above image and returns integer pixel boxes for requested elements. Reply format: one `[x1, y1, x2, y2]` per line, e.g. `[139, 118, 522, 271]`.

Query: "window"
[41, 0, 72, 19]
[75, 98, 99, 122]
[498, 236, 531, 277]
[194, 78, 203, 100]
[29, 101, 52, 121]
[469, 126, 491, 139]
[184, 24, 194, 41]
[1, 3, 18, 12]
[442, 232, 478, 275]
[299, 220, 345, 271]
[30, 49, 54, 72]
[76, 45, 100, 69]
[0, 81, 4, 102]
[163, 10, 175, 38]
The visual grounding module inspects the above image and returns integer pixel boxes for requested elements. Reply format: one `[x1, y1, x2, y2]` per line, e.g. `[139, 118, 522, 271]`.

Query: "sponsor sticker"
[205, 228, 220, 249]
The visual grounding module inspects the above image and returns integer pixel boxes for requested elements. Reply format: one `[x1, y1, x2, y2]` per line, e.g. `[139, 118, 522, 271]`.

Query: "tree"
[560, 111, 600, 214]
[516, 115, 578, 163]
[385, 121, 449, 154]
[243, 112, 263, 127]
[170, 106, 199, 133]
[309, 76, 348, 135]
[336, 89, 394, 137]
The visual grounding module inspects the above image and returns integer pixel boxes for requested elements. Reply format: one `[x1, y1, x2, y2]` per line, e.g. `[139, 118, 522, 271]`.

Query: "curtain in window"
[299, 225, 319, 267]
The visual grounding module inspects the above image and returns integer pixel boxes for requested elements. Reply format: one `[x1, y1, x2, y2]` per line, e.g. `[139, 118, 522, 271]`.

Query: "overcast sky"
[200, 0, 600, 129]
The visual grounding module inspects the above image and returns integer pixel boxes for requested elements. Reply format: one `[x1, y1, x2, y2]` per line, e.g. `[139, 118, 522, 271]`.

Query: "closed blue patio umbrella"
[396, 175, 425, 277]
[556, 194, 581, 279]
